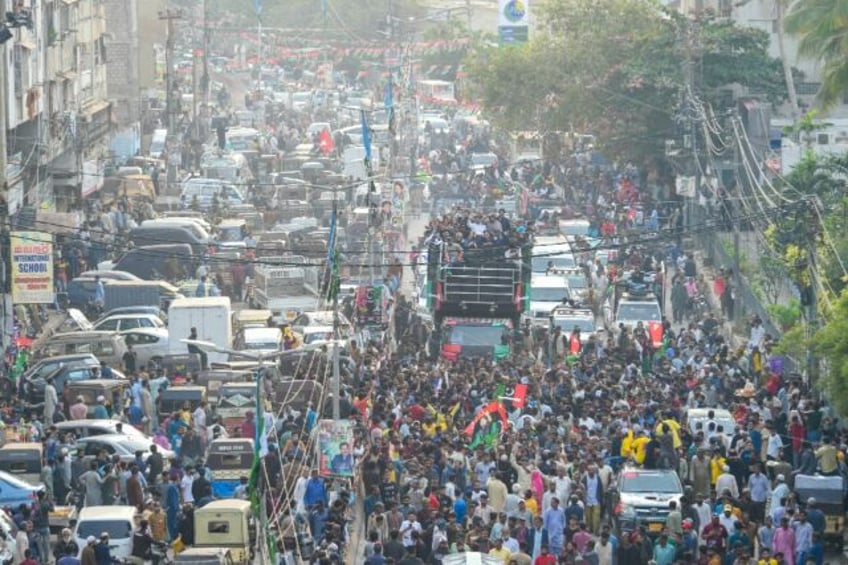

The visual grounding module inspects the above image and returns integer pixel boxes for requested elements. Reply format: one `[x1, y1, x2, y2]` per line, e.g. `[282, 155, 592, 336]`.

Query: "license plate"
[648, 523, 663, 532]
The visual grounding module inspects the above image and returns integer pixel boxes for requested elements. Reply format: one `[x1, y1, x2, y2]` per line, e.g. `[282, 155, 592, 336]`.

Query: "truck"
[167, 297, 233, 365]
[251, 260, 321, 324]
[426, 242, 531, 360]
[104, 280, 184, 311]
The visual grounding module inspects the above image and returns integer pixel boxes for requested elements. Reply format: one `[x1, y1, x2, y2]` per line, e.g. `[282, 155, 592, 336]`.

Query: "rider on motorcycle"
[131, 520, 155, 565]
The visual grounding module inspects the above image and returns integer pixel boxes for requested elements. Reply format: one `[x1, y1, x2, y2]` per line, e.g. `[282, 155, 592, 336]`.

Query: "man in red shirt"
[533, 544, 556, 565]
[701, 514, 728, 555]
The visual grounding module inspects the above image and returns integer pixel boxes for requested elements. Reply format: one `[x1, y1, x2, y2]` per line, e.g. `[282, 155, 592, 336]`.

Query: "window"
[96, 320, 118, 331]
[207, 521, 230, 534]
[796, 82, 821, 96]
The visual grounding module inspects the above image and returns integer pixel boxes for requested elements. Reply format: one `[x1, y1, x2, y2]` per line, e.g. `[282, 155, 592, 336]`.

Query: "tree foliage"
[466, 0, 787, 160]
[814, 289, 848, 417]
[784, 0, 848, 108]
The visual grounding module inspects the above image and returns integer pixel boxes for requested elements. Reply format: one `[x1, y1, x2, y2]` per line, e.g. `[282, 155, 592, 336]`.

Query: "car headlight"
[615, 502, 636, 517]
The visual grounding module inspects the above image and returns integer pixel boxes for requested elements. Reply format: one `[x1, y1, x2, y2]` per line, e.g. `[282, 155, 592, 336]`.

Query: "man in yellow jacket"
[654, 413, 682, 450]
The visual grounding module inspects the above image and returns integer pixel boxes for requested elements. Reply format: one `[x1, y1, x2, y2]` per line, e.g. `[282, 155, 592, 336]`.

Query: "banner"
[10, 231, 53, 304]
[317, 419, 356, 477]
[498, 0, 529, 44]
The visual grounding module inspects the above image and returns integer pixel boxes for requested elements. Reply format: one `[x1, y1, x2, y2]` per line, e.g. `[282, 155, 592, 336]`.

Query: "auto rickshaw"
[64, 380, 129, 419]
[206, 438, 254, 498]
[794, 473, 845, 549]
[194, 500, 255, 565]
[159, 354, 202, 381]
[157, 386, 207, 422]
[0, 443, 43, 485]
[216, 383, 258, 434]
[174, 547, 234, 565]
[197, 370, 253, 404]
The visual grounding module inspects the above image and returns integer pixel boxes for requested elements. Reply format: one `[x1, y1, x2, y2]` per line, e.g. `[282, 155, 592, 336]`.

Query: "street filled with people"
[0, 17, 845, 565]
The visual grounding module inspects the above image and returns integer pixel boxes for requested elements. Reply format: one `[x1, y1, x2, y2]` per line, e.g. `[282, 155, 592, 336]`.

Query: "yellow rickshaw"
[193, 500, 255, 564]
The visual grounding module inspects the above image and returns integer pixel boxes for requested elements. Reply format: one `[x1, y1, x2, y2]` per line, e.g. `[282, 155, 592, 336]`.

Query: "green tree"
[784, 0, 848, 108]
[814, 289, 848, 416]
[466, 0, 787, 160]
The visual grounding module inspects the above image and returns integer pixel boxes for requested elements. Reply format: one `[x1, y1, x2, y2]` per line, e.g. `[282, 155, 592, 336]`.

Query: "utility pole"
[331, 197, 341, 420]
[465, 0, 472, 35]
[201, 0, 210, 139]
[731, 112, 742, 324]
[158, 9, 184, 133]
[0, 40, 7, 353]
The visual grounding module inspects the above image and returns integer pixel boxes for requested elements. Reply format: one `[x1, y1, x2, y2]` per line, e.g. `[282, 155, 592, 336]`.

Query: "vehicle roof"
[78, 271, 141, 281]
[160, 386, 206, 393]
[302, 325, 333, 333]
[551, 308, 594, 318]
[169, 297, 231, 308]
[0, 442, 42, 450]
[48, 331, 121, 340]
[218, 382, 256, 389]
[531, 275, 568, 288]
[98, 313, 160, 320]
[209, 438, 254, 449]
[33, 353, 98, 363]
[686, 408, 733, 417]
[77, 434, 138, 443]
[54, 419, 125, 428]
[119, 327, 168, 337]
[195, 499, 251, 512]
[68, 379, 128, 388]
[243, 327, 282, 338]
[77, 505, 137, 521]
[217, 218, 246, 227]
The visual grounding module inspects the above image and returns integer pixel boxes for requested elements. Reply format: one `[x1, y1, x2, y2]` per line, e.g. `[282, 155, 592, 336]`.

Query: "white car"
[94, 313, 166, 332]
[120, 327, 169, 367]
[72, 434, 175, 464]
[300, 325, 335, 345]
[53, 419, 149, 441]
[526, 274, 571, 324]
[290, 311, 353, 336]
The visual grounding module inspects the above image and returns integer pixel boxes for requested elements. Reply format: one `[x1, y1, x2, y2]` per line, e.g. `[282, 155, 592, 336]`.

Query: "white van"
[149, 129, 167, 159]
[74, 506, 137, 560]
[242, 327, 283, 355]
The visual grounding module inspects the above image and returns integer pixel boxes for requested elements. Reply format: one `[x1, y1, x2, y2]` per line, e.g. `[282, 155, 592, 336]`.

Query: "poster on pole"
[316, 419, 355, 477]
[10, 231, 54, 304]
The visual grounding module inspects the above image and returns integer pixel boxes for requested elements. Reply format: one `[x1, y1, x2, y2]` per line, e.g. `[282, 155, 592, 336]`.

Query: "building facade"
[1, 0, 112, 216]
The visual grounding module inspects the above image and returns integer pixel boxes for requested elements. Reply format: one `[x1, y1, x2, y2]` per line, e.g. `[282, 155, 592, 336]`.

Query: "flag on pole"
[254, 0, 262, 17]
[247, 373, 265, 513]
[361, 110, 372, 164]
[318, 129, 335, 154]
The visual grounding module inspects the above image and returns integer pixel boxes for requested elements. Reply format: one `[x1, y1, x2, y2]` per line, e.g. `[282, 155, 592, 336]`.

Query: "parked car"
[120, 328, 169, 367]
[21, 354, 99, 383]
[101, 306, 168, 322]
[66, 271, 140, 308]
[0, 470, 42, 508]
[289, 311, 353, 336]
[52, 420, 148, 441]
[93, 314, 166, 332]
[25, 364, 126, 404]
[71, 435, 175, 464]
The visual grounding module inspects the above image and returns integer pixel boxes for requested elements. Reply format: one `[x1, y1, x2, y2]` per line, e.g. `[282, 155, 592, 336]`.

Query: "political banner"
[10, 231, 53, 304]
[316, 419, 356, 477]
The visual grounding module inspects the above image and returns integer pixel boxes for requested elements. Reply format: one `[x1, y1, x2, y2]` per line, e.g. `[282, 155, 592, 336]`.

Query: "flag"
[254, 0, 262, 17]
[247, 372, 265, 513]
[512, 383, 528, 408]
[318, 128, 335, 155]
[384, 80, 393, 109]
[361, 110, 372, 164]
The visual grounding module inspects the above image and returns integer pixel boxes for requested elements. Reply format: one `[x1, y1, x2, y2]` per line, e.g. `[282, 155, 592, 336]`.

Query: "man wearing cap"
[701, 514, 728, 556]
[91, 396, 109, 420]
[69, 396, 88, 421]
[80, 537, 96, 565]
[771, 474, 789, 511]
[94, 534, 113, 565]
[488, 537, 510, 564]
[805, 498, 826, 536]
[715, 465, 738, 499]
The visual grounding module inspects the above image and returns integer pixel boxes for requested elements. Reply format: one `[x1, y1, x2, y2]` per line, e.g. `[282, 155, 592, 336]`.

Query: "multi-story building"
[1, 0, 111, 215]
[669, 0, 848, 119]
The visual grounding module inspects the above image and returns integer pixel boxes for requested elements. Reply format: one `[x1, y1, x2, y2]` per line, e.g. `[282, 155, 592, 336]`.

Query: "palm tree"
[784, 0, 848, 108]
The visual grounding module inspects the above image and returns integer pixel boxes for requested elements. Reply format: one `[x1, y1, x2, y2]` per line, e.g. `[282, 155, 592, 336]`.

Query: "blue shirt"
[543, 507, 565, 543]
[748, 472, 770, 503]
[304, 477, 327, 507]
[57, 556, 81, 565]
[454, 498, 467, 524]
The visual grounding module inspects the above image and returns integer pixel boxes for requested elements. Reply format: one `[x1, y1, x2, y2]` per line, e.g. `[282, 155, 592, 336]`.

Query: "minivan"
[149, 129, 168, 159]
[33, 331, 127, 367]
[128, 225, 208, 254]
[110, 244, 194, 280]
[74, 506, 136, 560]
[180, 178, 244, 210]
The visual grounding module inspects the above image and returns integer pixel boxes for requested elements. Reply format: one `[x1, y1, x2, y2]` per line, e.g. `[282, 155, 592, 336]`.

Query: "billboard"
[10, 231, 54, 304]
[316, 419, 356, 477]
[498, 0, 529, 44]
